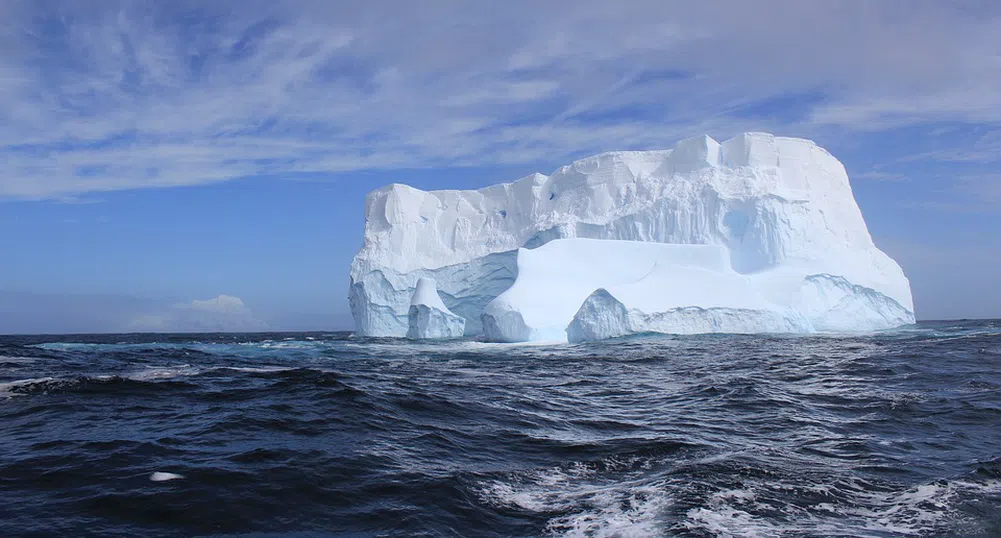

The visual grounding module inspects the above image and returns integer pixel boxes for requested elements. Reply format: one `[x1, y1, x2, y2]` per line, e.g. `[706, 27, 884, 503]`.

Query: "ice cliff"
[349, 132, 914, 341]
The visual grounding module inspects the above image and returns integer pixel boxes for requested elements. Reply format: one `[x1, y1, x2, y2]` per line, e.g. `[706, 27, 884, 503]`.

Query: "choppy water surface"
[1, 321, 1000, 537]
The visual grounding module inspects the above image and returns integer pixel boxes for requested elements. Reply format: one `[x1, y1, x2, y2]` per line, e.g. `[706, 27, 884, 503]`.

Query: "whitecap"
[215, 366, 297, 373]
[0, 355, 40, 364]
[125, 365, 201, 382]
[476, 458, 671, 538]
[545, 485, 669, 538]
[681, 477, 1001, 537]
[0, 377, 55, 398]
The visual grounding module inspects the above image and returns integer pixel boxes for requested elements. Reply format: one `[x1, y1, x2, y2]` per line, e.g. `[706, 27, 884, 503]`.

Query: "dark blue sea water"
[1, 322, 1000, 537]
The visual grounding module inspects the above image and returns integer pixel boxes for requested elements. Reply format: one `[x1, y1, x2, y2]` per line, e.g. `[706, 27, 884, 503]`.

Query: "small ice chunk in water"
[150, 471, 184, 482]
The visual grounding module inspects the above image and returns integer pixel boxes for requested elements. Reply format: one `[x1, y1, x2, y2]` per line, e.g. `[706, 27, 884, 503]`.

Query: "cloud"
[895, 129, 1001, 165]
[129, 294, 268, 333]
[2, 1, 1001, 198]
[856, 171, 909, 182]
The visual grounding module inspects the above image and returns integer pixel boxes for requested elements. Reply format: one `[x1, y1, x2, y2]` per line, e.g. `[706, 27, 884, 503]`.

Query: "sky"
[1, 0, 1000, 333]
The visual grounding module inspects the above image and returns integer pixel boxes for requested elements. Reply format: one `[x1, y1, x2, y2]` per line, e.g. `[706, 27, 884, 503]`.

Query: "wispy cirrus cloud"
[895, 130, 1001, 165]
[2, 0, 1001, 199]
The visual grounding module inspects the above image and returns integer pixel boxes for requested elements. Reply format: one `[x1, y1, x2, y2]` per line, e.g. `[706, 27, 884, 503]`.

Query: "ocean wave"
[681, 476, 1001, 537]
[476, 456, 673, 538]
[0, 365, 339, 400]
[128, 365, 201, 381]
[474, 449, 1001, 538]
[0, 355, 42, 364]
[31, 342, 193, 351]
[2, 326, 999, 536]
[0, 377, 55, 398]
[0, 373, 201, 398]
[215, 366, 299, 373]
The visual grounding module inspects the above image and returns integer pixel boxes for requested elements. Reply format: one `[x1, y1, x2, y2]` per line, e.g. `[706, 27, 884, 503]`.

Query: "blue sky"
[1, 0, 1000, 333]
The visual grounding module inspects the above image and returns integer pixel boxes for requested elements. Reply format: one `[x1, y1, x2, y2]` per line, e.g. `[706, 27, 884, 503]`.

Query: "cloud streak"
[2, 0, 1001, 198]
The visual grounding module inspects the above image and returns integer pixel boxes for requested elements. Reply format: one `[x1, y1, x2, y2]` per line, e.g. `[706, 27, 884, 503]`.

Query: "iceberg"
[407, 277, 465, 339]
[349, 132, 914, 341]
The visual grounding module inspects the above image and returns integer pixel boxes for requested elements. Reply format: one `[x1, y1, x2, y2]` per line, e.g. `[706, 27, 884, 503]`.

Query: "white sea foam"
[340, 340, 571, 362]
[682, 478, 1001, 537]
[129, 364, 302, 380]
[476, 459, 671, 538]
[0, 355, 40, 364]
[242, 340, 326, 350]
[216, 366, 297, 373]
[0, 377, 55, 398]
[545, 485, 669, 538]
[31, 342, 189, 351]
[476, 455, 1000, 538]
[127, 365, 201, 381]
[0, 364, 306, 400]
[30, 342, 99, 350]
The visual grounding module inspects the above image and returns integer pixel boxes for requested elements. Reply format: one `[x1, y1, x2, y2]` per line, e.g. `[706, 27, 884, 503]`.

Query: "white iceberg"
[349, 132, 914, 341]
[407, 277, 465, 339]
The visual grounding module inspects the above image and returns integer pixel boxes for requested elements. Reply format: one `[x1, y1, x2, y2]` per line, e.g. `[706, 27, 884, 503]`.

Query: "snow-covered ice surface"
[407, 277, 465, 339]
[350, 132, 914, 341]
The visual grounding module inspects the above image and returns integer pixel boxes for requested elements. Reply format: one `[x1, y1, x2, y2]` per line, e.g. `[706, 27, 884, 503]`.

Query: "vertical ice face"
[349, 132, 914, 340]
[406, 278, 465, 339]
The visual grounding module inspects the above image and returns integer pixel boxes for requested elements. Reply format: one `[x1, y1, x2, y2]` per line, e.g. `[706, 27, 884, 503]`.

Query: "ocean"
[1, 321, 999, 537]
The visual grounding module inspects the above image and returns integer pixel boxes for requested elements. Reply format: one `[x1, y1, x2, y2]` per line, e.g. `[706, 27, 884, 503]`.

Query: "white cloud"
[2, 1, 1001, 198]
[129, 294, 268, 332]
